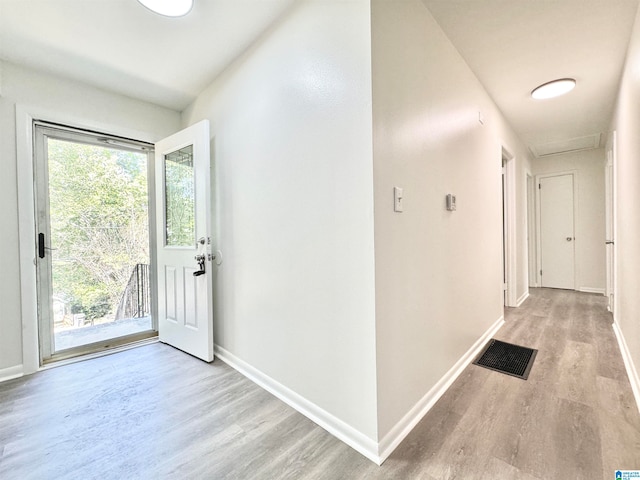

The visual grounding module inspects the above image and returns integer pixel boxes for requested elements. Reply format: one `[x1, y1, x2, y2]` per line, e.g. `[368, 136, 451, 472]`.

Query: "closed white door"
[539, 174, 575, 289]
[155, 120, 214, 362]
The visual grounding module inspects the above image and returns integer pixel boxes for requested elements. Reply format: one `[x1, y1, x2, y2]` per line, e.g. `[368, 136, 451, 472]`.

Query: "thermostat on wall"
[394, 186, 404, 212]
[446, 194, 456, 211]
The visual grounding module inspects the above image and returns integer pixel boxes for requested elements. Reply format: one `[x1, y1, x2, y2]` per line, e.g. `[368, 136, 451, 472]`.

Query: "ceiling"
[423, 0, 640, 156]
[1, 0, 638, 156]
[0, 0, 296, 111]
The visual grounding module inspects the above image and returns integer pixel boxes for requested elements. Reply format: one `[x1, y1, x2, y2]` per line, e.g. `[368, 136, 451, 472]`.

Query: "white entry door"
[539, 173, 575, 289]
[155, 120, 214, 362]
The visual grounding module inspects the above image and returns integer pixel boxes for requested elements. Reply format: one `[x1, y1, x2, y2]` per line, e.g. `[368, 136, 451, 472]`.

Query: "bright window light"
[531, 78, 576, 100]
[137, 0, 193, 17]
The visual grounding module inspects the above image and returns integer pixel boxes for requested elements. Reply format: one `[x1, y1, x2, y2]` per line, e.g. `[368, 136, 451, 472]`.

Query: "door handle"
[566, 237, 573, 241]
[606, 241, 614, 245]
[37, 233, 58, 258]
[38, 233, 45, 258]
[193, 254, 206, 276]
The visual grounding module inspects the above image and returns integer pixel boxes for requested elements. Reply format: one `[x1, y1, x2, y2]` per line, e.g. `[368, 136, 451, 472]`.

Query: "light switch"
[394, 187, 404, 212]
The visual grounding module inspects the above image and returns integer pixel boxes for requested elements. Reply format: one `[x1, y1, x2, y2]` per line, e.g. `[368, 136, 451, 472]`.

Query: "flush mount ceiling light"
[531, 78, 576, 100]
[137, 0, 193, 17]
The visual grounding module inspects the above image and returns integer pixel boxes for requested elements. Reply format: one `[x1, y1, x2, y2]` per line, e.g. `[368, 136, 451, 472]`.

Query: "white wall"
[371, 0, 533, 439]
[1, 0, 541, 460]
[531, 149, 606, 293]
[181, 0, 378, 443]
[608, 4, 640, 398]
[0, 61, 180, 374]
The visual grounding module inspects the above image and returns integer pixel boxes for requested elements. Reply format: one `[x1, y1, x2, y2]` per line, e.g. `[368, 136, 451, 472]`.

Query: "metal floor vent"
[473, 339, 537, 380]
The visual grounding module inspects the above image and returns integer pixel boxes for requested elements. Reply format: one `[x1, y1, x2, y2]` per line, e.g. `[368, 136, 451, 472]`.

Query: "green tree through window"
[164, 145, 195, 247]
[48, 139, 150, 321]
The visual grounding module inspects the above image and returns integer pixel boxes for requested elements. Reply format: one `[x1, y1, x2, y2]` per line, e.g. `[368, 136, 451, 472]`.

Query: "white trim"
[501, 144, 517, 307]
[611, 131, 618, 316]
[605, 149, 614, 308]
[612, 323, 640, 415]
[16, 106, 40, 375]
[507, 151, 516, 307]
[214, 345, 381, 465]
[217, 315, 504, 467]
[516, 291, 530, 307]
[0, 365, 23, 383]
[376, 315, 505, 463]
[577, 287, 605, 295]
[526, 170, 537, 288]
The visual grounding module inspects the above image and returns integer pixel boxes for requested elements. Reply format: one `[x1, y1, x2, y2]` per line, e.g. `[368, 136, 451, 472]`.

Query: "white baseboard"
[376, 315, 505, 463]
[578, 287, 606, 295]
[216, 316, 506, 465]
[516, 291, 530, 307]
[214, 345, 381, 464]
[612, 323, 640, 415]
[0, 365, 23, 383]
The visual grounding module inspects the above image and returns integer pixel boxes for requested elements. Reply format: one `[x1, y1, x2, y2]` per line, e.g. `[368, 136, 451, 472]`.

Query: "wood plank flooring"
[1, 288, 639, 479]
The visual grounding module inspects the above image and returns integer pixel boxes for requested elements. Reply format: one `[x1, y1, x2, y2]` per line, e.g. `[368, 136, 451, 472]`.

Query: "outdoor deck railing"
[115, 263, 150, 320]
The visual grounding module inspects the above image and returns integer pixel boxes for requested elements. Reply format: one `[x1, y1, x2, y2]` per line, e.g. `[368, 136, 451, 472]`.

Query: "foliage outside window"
[48, 139, 150, 322]
[164, 145, 195, 247]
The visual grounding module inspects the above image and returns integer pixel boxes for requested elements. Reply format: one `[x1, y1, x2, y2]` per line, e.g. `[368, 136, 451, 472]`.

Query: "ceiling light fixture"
[137, 0, 193, 17]
[531, 78, 576, 100]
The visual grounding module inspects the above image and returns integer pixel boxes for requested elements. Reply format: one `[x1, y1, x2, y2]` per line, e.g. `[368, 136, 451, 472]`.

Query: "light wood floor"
[1, 289, 639, 479]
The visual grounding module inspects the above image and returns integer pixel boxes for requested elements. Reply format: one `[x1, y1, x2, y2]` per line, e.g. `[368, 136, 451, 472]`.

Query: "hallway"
[393, 288, 640, 479]
[0, 289, 638, 479]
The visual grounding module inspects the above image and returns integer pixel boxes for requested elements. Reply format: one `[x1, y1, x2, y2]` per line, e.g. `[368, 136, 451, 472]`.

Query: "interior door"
[539, 173, 575, 289]
[605, 150, 615, 312]
[155, 120, 214, 362]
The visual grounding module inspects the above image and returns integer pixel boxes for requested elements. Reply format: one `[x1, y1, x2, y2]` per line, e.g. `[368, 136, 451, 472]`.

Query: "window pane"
[46, 138, 153, 352]
[164, 145, 195, 246]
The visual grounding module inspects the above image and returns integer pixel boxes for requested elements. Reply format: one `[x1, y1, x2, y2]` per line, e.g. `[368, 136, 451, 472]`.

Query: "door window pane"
[164, 145, 195, 246]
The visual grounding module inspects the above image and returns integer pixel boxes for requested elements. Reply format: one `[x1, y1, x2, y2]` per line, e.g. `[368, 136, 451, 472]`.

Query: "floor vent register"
[473, 339, 537, 380]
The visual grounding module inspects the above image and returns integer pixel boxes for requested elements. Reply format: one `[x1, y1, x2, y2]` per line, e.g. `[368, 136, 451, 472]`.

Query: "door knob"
[566, 237, 573, 241]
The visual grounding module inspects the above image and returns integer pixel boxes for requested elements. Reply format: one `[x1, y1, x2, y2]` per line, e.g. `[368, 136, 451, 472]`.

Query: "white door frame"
[535, 170, 578, 290]
[526, 170, 538, 287]
[16, 105, 161, 375]
[605, 131, 617, 314]
[501, 145, 517, 307]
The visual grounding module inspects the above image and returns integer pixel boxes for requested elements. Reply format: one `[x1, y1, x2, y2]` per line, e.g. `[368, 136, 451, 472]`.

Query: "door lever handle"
[38, 233, 45, 258]
[37, 233, 58, 258]
[193, 254, 206, 276]
[606, 241, 614, 245]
